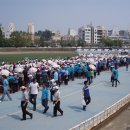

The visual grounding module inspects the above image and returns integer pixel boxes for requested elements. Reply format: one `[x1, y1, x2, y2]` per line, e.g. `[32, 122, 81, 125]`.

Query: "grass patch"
[0, 52, 77, 63]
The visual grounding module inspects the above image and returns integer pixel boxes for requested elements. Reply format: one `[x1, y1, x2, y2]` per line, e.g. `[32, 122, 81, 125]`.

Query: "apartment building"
[78, 25, 97, 45]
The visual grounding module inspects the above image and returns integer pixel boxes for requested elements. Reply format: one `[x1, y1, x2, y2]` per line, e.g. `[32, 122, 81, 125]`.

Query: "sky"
[0, 0, 130, 34]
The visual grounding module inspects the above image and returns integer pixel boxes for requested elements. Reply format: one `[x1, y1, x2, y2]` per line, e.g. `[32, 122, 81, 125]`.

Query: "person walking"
[53, 86, 63, 117]
[0, 75, 12, 102]
[111, 67, 115, 83]
[20, 86, 33, 120]
[49, 79, 56, 102]
[82, 81, 91, 111]
[86, 68, 91, 85]
[126, 61, 129, 71]
[41, 82, 49, 113]
[29, 78, 39, 111]
[112, 67, 120, 87]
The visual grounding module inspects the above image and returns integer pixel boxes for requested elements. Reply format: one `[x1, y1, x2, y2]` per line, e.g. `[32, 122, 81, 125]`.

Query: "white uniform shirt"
[53, 90, 60, 101]
[29, 82, 39, 95]
[21, 91, 28, 101]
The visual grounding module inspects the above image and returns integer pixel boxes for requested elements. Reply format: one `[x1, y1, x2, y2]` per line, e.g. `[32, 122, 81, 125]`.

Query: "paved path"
[0, 67, 130, 130]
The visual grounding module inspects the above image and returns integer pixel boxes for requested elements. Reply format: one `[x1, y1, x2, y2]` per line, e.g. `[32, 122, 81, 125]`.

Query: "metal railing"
[69, 94, 130, 130]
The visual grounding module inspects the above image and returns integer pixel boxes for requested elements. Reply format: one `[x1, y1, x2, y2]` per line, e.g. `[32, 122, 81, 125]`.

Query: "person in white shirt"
[53, 86, 63, 117]
[29, 78, 39, 111]
[21, 86, 33, 120]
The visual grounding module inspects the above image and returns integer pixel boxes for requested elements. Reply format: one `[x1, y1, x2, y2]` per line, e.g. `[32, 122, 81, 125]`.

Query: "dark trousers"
[111, 76, 114, 82]
[84, 96, 91, 105]
[97, 69, 100, 75]
[112, 79, 120, 87]
[87, 77, 91, 85]
[83, 96, 91, 110]
[21, 101, 32, 119]
[42, 99, 49, 113]
[53, 101, 63, 116]
[94, 72, 96, 78]
[64, 76, 68, 85]
[50, 90, 54, 102]
[29, 94, 37, 110]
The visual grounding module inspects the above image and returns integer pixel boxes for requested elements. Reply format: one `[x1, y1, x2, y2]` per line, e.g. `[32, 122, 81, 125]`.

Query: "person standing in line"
[86, 68, 91, 85]
[82, 81, 91, 111]
[29, 78, 39, 111]
[126, 61, 129, 71]
[53, 86, 63, 117]
[111, 67, 115, 83]
[20, 86, 33, 120]
[53, 69, 59, 86]
[0, 75, 12, 102]
[41, 82, 49, 113]
[112, 67, 120, 87]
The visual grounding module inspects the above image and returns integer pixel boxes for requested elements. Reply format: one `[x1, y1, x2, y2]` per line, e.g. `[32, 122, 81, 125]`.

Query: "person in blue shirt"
[41, 82, 49, 113]
[0, 75, 12, 102]
[112, 67, 120, 87]
[82, 80, 91, 111]
[8, 73, 15, 93]
[53, 69, 59, 85]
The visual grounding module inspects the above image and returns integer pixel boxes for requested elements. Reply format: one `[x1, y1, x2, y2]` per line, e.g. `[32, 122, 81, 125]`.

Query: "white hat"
[54, 86, 59, 90]
[50, 79, 55, 83]
[21, 86, 26, 90]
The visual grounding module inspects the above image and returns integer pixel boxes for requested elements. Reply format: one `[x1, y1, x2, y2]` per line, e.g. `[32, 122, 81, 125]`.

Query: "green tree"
[0, 28, 5, 47]
[101, 37, 123, 47]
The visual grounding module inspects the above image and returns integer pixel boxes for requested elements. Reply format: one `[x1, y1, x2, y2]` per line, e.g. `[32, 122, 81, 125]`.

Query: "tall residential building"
[119, 30, 129, 39]
[97, 26, 107, 43]
[5, 22, 15, 38]
[0, 24, 4, 35]
[108, 27, 120, 40]
[8, 22, 15, 33]
[78, 25, 97, 44]
[0, 24, 3, 32]
[28, 22, 35, 34]
[68, 28, 77, 37]
[52, 31, 62, 41]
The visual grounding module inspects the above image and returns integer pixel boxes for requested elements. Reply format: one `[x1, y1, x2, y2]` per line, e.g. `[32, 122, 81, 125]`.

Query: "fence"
[69, 94, 130, 130]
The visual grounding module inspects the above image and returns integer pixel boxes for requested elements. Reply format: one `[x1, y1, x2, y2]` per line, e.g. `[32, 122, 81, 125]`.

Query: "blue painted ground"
[0, 67, 130, 130]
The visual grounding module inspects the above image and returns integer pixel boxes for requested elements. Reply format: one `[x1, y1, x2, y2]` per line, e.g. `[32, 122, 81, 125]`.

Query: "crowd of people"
[0, 53, 129, 120]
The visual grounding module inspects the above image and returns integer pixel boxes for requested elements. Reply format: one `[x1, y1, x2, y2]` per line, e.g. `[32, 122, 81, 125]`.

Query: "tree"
[0, 28, 5, 47]
[10, 31, 32, 47]
[101, 37, 123, 47]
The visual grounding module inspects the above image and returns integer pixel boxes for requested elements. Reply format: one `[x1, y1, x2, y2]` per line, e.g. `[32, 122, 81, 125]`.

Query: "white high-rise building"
[8, 22, 15, 33]
[97, 26, 107, 43]
[68, 28, 77, 36]
[108, 27, 120, 40]
[5, 22, 15, 38]
[28, 23, 35, 34]
[78, 25, 97, 44]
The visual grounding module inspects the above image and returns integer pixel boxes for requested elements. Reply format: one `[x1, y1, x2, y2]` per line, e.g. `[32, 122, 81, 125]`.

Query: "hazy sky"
[0, 0, 130, 34]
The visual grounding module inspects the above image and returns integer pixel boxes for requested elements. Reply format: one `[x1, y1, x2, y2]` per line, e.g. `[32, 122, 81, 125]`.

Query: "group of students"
[0, 57, 129, 121]
[21, 78, 63, 120]
[20, 77, 90, 120]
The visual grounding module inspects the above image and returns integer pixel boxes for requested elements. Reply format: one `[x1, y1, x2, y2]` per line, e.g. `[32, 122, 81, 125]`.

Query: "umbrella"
[88, 58, 95, 64]
[28, 67, 37, 74]
[48, 60, 53, 65]
[89, 64, 96, 70]
[1, 69, 10, 76]
[52, 63, 60, 68]
[14, 67, 23, 73]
